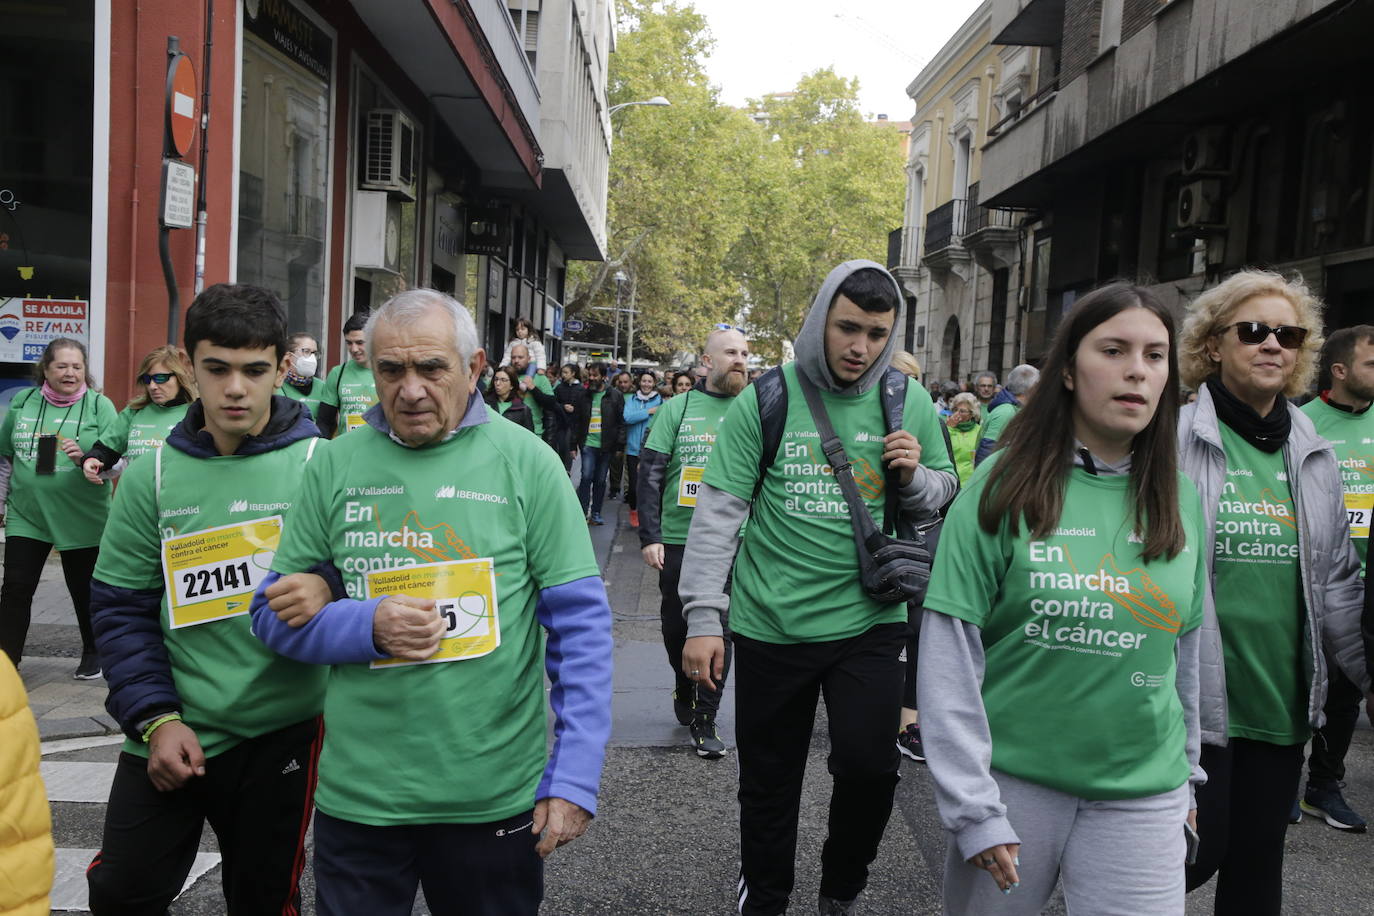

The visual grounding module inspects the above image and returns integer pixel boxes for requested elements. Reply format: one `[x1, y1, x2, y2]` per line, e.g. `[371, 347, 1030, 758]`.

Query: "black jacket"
[578, 385, 626, 453]
[487, 394, 535, 432]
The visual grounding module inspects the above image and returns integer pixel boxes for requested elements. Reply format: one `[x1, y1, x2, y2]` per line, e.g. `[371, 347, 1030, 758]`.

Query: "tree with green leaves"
[568, 3, 905, 365]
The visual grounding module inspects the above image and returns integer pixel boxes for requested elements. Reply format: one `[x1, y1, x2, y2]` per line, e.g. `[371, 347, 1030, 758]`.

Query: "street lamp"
[608, 96, 671, 116]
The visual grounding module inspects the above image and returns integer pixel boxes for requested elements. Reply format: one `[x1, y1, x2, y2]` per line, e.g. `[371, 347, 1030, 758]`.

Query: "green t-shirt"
[321, 361, 378, 435]
[1213, 424, 1307, 744]
[0, 388, 117, 549]
[1301, 396, 1372, 573]
[109, 401, 190, 462]
[703, 363, 955, 643]
[949, 421, 979, 485]
[278, 378, 325, 422]
[926, 460, 1206, 799]
[643, 388, 736, 545]
[586, 390, 606, 450]
[522, 374, 554, 433]
[93, 438, 327, 759]
[980, 401, 1019, 448]
[270, 415, 601, 826]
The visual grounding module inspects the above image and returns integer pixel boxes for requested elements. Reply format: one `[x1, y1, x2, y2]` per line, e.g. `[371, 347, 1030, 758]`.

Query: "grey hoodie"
[679, 260, 959, 639]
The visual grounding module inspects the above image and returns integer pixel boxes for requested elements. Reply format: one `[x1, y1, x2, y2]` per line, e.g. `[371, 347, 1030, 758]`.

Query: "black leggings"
[626, 455, 640, 510]
[0, 535, 98, 663]
[1186, 737, 1304, 915]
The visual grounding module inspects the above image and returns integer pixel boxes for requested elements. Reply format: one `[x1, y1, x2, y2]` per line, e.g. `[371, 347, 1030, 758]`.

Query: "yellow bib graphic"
[161, 517, 282, 629]
[368, 558, 501, 669]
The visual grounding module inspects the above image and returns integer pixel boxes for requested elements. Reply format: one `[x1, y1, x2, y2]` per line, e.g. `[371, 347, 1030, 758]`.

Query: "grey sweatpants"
[942, 771, 1189, 916]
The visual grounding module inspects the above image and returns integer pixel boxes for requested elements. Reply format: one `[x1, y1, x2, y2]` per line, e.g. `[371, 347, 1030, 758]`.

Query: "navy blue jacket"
[91, 397, 330, 742]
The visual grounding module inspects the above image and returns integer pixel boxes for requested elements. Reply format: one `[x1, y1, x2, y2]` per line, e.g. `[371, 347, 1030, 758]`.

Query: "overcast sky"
[685, 0, 988, 120]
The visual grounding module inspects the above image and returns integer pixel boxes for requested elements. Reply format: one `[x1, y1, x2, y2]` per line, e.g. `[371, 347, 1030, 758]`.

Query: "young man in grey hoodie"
[680, 261, 958, 915]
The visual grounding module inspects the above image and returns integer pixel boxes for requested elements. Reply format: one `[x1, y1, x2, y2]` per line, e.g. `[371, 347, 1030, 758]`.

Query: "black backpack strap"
[752, 366, 788, 503]
[879, 368, 908, 535]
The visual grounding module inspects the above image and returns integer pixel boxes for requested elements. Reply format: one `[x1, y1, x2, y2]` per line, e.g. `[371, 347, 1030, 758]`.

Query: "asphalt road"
[27, 495, 1374, 914]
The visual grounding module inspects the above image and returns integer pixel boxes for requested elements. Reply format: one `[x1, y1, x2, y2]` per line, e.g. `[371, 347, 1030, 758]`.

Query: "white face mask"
[294, 353, 318, 378]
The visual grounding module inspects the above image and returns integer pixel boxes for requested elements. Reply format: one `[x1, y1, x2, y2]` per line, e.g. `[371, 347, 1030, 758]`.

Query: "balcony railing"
[965, 182, 1021, 234]
[925, 198, 967, 254]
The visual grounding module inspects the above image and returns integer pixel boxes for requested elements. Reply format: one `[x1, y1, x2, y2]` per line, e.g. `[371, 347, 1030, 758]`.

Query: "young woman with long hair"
[920, 283, 1206, 914]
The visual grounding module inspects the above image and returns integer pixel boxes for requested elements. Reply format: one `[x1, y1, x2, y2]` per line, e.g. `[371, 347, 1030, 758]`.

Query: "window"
[507, 0, 541, 71]
[238, 2, 332, 341]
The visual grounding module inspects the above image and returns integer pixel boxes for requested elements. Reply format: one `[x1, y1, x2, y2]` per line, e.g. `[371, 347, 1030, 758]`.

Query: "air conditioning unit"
[362, 109, 416, 201]
[352, 190, 402, 273]
[1177, 179, 1225, 229]
[1181, 127, 1229, 176]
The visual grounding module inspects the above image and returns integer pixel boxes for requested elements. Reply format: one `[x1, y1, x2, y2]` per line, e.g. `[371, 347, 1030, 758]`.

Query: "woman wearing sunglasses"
[1178, 269, 1366, 915]
[81, 346, 197, 485]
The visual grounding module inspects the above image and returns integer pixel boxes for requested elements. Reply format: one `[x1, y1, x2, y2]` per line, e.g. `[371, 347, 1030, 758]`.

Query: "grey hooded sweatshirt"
[679, 259, 959, 639]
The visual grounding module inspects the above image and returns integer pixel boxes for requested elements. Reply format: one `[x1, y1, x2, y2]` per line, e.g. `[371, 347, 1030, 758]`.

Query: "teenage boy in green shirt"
[1296, 324, 1374, 831]
[680, 261, 958, 915]
[317, 311, 377, 437]
[637, 326, 750, 759]
[86, 283, 332, 914]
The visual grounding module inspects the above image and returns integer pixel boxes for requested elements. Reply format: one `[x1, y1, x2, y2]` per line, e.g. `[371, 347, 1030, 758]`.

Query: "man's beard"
[710, 368, 746, 396]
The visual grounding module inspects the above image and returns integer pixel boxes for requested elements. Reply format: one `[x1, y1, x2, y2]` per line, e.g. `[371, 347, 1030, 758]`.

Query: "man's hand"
[60, 437, 84, 466]
[683, 635, 725, 691]
[882, 431, 921, 488]
[968, 842, 1020, 893]
[265, 573, 333, 628]
[147, 720, 206, 792]
[372, 595, 444, 660]
[533, 797, 592, 858]
[82, 456, 106, 485]
[642, 543, 665, 570]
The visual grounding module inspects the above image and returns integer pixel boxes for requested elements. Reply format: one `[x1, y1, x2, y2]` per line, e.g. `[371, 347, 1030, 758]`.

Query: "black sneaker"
[1302, 784, 1368, 832]
[818, 893, 859, 914]
[672, 689, 693, 726]
[689, 716, 726, 758]
[896, 723, 925, 762]
[73, 652, 102, 680]
[1290, 797, 1302, 824]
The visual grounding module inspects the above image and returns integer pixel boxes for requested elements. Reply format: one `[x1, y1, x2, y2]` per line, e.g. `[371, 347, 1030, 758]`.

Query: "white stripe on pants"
[942, 770, 1189, 916]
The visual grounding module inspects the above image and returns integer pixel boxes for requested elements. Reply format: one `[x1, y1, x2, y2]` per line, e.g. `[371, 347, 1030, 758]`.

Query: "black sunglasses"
[1220, 321, 1309, 350]
[139, 372, 174, 385]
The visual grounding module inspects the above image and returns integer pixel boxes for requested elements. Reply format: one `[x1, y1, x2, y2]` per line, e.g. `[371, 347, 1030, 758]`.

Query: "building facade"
[891, 1, 1042, 386]
[981, 0, 1374, 346]
[0, 0, 613, 404]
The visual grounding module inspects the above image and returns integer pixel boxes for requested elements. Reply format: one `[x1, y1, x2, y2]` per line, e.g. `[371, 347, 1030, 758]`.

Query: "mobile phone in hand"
[1184, 821, 1200, 866]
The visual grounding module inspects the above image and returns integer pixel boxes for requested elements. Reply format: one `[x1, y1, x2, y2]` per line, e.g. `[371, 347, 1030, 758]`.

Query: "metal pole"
[193, 0, 215, 294]
[625, 274, 636, 369]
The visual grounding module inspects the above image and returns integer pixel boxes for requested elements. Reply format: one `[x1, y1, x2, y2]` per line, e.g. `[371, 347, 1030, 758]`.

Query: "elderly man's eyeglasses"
[1221, 321, 1308, 350]
[139, 372, 174, 385]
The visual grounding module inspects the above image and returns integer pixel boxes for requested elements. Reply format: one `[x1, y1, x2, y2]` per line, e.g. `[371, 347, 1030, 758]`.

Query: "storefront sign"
[465, 206, 511, 257]
[244, 0, 331, 83]
[0, 298, 89, 363]
[433, 197, 463, 276]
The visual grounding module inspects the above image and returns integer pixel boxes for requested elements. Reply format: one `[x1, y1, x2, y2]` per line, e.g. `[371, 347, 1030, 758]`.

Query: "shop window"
[238, 0, 332, 341]
[0, 0, 93, 376]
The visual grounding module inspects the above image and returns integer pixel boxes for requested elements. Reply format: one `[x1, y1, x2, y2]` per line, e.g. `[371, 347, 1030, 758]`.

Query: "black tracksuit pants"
[1307, 665, 1362, 789]
[658, 543, 731, 717]
[1186, 737, 1304, 915]
[86, 717, 322, 915]
[733, 622, 907, 915]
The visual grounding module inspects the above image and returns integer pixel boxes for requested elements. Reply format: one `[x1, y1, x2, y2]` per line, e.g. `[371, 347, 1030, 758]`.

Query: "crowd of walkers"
[1, 258, 1371, 916]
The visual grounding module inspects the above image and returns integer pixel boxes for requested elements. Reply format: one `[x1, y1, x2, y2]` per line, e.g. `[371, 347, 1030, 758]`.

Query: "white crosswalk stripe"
[42, 745, 222, 911]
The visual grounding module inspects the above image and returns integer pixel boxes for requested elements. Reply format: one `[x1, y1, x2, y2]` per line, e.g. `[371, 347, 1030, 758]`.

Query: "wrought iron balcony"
[924, 198, 967, 255]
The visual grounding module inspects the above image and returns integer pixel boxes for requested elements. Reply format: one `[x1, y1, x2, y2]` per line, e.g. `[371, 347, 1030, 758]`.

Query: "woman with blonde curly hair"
[1177, 269, 1366, 915]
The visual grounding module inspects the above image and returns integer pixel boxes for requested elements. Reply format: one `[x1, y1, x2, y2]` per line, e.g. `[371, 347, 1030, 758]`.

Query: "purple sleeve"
[250, 571, 388, 665]
[535, 575, 613, 816]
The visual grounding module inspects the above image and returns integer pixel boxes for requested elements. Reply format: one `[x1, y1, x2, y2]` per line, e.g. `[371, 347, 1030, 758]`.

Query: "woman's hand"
[59, 437, 84, 466]
[968, 843, 1020, 893]
[82, 457, 106, 485]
